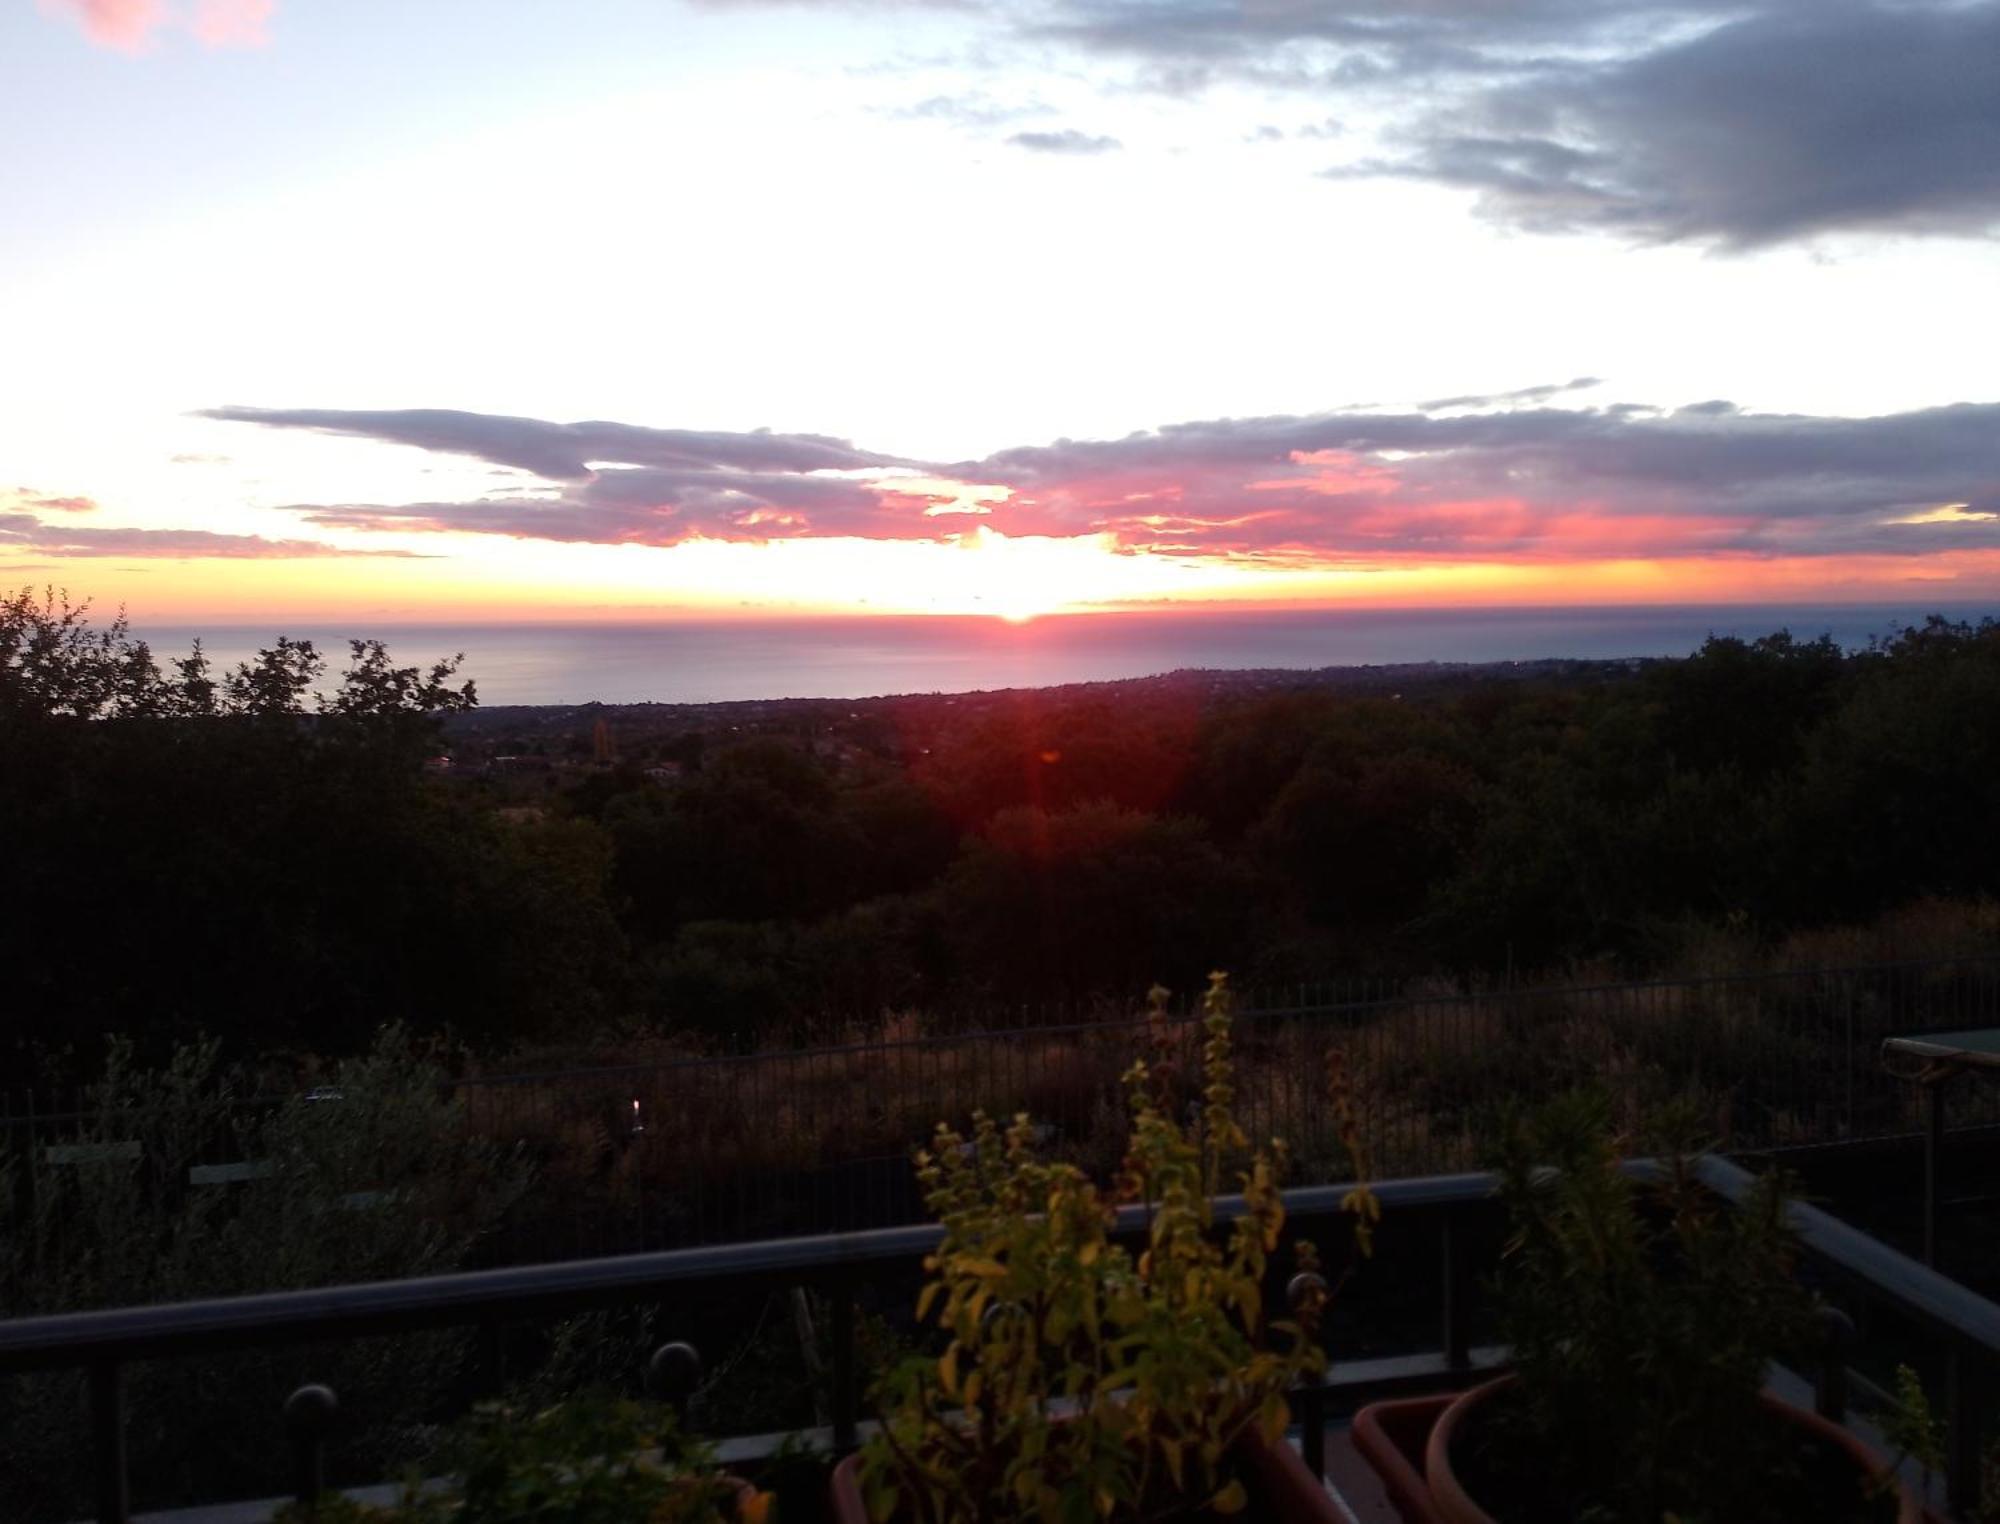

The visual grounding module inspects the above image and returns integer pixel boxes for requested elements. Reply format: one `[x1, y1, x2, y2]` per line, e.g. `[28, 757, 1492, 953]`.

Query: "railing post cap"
[284, 1383, 339, 1434]
[647, 1341, 701, 1401]
[1286, 1271, 1329, 1310]
[1816, 1303, 1857, 1349]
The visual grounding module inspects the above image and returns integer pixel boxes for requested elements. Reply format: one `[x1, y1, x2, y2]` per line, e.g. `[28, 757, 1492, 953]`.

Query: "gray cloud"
[1007, 128, 1123, 153]
[196, 406, 904, 480]
[291, 463, 930, 547]
[1029, 0, 1698, 73]
[956, 399, 2000, 558]
[215, 407, 945, 547]
[1418, 376, 1602, 412]
[807, 0, 2000, 248]
[0, 511, 422, 560]
[212, 397, 2000, 565]
[895, 92, 1052, 128]
[1367, 3, 2000, 247]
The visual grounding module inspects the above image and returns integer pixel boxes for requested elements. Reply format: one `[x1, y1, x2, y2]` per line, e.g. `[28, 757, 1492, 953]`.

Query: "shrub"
[858, 974, 1376, 1524]
[1469, 1092, 1889, 1523]
[0, 1029, 530, 1521]
[278, 1397, 766, 1524]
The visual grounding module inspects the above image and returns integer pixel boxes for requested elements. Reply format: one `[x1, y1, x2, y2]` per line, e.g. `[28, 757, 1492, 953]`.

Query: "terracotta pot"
[1350, 1392, 1454, 1524]
[828, 1420, 1344, 1524]
[1421, 1376, 1922, 1524]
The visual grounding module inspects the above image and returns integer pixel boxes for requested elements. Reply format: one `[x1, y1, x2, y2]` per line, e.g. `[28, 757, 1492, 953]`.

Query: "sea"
[134, 603, 2000, 708]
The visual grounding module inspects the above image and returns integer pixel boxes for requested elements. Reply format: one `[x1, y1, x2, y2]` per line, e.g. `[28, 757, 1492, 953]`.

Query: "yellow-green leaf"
[1261, 1390, 1290, 1438]
[1210, 1480, 1248, 1515]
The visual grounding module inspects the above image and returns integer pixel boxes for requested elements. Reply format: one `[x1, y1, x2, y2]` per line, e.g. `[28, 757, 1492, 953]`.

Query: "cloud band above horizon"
[204, 395, 2000, 569]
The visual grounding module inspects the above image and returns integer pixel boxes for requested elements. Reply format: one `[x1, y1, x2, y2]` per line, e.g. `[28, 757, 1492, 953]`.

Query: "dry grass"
[454, 954, 2000, 1252]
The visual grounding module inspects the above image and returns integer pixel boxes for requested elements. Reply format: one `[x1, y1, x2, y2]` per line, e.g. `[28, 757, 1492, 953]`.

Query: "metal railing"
[5, 1160, 2000, 1520]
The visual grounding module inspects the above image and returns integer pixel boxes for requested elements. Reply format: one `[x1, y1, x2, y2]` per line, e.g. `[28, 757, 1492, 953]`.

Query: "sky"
[3, 0, 1998, 622]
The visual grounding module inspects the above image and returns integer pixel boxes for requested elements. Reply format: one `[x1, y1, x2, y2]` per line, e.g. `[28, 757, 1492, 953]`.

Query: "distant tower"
[593, 717, 614, 764]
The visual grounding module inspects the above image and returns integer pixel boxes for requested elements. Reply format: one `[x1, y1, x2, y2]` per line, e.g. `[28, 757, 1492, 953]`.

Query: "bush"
[858, 975, 1376, 1524]
[0, 1029, 531, 1521]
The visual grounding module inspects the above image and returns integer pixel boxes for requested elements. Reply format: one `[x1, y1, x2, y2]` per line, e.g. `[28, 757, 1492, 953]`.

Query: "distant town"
[437, 655, 1660, 786]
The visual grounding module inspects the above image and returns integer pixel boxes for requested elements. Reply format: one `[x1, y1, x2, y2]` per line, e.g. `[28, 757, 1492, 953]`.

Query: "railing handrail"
[1698, 1153, 2000, 1359]
[0, 1173, 1491, 1373]
[11, 1146, 2000, 1376]
[15, 1154, 2000, 1519]
[17, 1152, 1998, 1372]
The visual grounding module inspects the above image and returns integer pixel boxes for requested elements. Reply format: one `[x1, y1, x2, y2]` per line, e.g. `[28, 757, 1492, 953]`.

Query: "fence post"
[1842, 982, 1856, 1138]
[478, 1317, 507, 1393]
[1813, 1306, 1853, 1422]
[1946, 1344, 1984, 1517]
[646, 1341, 701, 1427]
[1441, 1213, 1470, 1371]
[89, 1360, 128, 1524]
[284, 1384, 339, 1510]
[830, 1277, 859, 1453]
[1926, 1077, 1948, 1269]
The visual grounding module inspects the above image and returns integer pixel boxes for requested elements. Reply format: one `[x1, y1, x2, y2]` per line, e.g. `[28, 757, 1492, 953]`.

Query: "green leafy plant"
[859, 973, 1376, 1524]
[1879, 1363, 1946, 1498]
[277, 1396, 767, 1524]
[1471, 1091, 1893, 1524]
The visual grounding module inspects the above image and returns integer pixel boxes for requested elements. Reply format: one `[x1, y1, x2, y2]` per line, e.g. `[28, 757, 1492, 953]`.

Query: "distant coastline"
[133, 602, 2000, 708]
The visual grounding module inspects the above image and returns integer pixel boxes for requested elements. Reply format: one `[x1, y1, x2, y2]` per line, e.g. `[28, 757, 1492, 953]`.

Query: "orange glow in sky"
[22, 529, 2000, 626]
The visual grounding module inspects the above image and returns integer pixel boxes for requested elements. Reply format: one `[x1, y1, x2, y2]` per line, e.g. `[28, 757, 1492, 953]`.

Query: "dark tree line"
[8, 584, 2000, 1074]
[578, 619, 2000, 1039]
[2, 589, 622, 1077]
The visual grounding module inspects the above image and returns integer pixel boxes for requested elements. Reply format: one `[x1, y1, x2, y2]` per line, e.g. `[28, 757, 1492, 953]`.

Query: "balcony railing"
[4, 1155, 1998, 1521]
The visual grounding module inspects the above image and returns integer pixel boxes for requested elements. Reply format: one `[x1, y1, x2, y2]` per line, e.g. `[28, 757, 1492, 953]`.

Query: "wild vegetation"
[0, 1028, 528, 1520]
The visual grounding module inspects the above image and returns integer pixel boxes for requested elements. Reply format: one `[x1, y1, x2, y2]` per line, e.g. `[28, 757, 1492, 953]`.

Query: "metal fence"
[8, 957, 2000, 1264]
[446, 956, 2000, 1258]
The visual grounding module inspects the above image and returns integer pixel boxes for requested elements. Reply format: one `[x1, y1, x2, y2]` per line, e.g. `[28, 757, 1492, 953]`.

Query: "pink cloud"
[192, 0, 272, 47]
[38, 0, 168, 51]
[215, 398, 2000, 568]
[39, 0, 274, 51]
[5, 487, 99, 514]
[0, 510, 419, 559]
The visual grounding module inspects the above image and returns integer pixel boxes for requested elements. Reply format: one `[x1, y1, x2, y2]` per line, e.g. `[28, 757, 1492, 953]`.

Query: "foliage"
[13, 582, 2000, 1059]
[858, 975, 1376, 1524]
[2, 586, 474, 727]
[275, 1397, 766, 1524]
[1879, 1363, 1946, 1495]
[0, 1030, 532, 1521]
[1477, 1092, 1883, 1524]
[1, 589, 621, 1072]
[937, 806, 1254, 1006]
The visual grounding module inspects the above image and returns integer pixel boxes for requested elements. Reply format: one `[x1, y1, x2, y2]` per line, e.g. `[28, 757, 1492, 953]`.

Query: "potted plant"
[1357, 1091, 1918, 1524]
[278, 1395, 769, 1524]
[832, 973, 1378, 1524]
